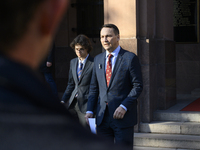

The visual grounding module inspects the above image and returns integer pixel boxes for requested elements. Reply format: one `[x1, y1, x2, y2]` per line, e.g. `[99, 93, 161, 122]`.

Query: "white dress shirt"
[77, 54, 89, 75]
[105, 45, 120, 72]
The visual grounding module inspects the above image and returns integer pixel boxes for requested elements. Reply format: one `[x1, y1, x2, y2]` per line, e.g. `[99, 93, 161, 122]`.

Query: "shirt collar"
[106, 45, 120, 58]
[78, 54, 89, 65]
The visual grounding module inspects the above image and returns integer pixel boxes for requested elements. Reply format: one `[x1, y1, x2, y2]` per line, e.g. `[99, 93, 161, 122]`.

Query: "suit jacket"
[62, 55, 94, 113]
[0, 54, 129, 150]
[87, 47, 143, 128]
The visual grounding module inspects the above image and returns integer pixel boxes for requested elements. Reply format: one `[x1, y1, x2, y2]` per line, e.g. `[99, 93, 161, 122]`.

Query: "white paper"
[88, 118, 96, 134]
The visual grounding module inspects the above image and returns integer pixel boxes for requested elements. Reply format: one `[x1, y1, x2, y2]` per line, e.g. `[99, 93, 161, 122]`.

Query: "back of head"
[0, 1, 45, 53]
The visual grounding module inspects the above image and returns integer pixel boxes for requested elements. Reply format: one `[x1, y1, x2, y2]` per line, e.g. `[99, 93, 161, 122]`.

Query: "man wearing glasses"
[61, 34, 94, 128]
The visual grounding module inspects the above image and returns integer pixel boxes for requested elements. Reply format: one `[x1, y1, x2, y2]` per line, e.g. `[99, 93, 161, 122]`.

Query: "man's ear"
[117, 34, 120, 41]
[39, 0, 69, 36]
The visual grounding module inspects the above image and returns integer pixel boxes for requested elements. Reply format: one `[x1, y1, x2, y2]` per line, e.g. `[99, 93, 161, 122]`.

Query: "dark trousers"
[96, 107, 134, 150]
[68, 98, 90, 131]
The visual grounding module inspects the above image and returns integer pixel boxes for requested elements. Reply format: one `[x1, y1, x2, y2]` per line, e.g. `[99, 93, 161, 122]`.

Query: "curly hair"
[70, 34, 93, 53]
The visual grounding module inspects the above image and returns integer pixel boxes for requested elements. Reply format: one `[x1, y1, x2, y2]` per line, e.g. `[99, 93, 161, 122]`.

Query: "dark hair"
[70, 34, 93, 53]
[101, 24, 120, 35]
[0, 1, 45, 52]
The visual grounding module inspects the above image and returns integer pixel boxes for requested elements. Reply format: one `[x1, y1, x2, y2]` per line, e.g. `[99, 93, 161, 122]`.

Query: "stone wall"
[176, 44, 200, 95]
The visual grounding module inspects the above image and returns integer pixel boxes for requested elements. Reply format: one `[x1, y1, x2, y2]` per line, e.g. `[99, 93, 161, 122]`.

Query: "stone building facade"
[54, 0, 200, 126]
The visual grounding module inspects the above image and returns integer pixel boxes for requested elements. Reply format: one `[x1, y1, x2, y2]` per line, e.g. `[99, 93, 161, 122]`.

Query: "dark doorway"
[72, 0, 104, 38]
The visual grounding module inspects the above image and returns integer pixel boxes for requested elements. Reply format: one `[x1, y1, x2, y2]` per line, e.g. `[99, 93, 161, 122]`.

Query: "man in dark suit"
[61, 34, 94, 127]
[85, 24, 143, 149]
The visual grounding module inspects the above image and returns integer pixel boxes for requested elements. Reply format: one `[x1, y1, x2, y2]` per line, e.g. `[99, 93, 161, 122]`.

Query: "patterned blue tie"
[78, 62, 83, 80]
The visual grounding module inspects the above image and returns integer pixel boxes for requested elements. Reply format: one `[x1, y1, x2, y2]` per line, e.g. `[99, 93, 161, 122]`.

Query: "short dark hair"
[70, 34, 93, 53]
[101, 24, 120, 35]
[0, 1, 45, 52]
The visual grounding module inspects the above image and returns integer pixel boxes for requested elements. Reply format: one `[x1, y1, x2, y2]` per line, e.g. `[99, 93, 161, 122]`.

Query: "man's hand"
[46, 62, 52, 67]
[85, 113, 93, 125]
[113, 106, 126, 119]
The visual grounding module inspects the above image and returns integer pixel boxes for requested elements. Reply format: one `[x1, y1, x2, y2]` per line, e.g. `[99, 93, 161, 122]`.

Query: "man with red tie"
[85, 24, 143, 149]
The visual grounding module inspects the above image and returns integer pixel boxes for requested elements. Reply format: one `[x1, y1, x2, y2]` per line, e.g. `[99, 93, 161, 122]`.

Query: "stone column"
[155, 0, 176, 110]
[137, 0, 176, 123]
[104, 0, 137, 53]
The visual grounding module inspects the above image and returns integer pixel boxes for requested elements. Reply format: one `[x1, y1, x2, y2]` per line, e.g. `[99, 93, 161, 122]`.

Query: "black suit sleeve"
[47, 43, 55, 63]
[61, 60, 75, 102]
[121, 54, 143, 110]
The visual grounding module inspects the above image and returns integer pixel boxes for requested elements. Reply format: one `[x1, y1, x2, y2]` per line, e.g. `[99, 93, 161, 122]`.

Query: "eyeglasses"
[75, 49, 85, 52]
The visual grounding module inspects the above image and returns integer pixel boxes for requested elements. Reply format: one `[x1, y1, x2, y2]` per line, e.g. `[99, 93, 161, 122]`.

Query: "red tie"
[106, 54, 113, 87]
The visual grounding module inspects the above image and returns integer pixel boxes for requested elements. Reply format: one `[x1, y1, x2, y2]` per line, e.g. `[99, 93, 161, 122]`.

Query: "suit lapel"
[72, 58, 79, 83]
[100, 52, 107, 88]
[79, 55, 92, 82]
[108, 48, 123, 88]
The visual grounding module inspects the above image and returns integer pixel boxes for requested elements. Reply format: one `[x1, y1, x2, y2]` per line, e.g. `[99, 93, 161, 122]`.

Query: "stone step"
[140, 121, 200, 135]
[134, 133, 200, 149]
[153, 111, 200, 122]
[133, 146, 192, 150]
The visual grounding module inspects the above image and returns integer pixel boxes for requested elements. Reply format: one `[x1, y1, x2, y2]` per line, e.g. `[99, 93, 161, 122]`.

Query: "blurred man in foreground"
[0, 1, 129, 150]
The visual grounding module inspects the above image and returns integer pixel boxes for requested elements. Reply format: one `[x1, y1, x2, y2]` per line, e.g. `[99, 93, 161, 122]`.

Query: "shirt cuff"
[120, 104, 127, 111]
[86, 111, 93, 114]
